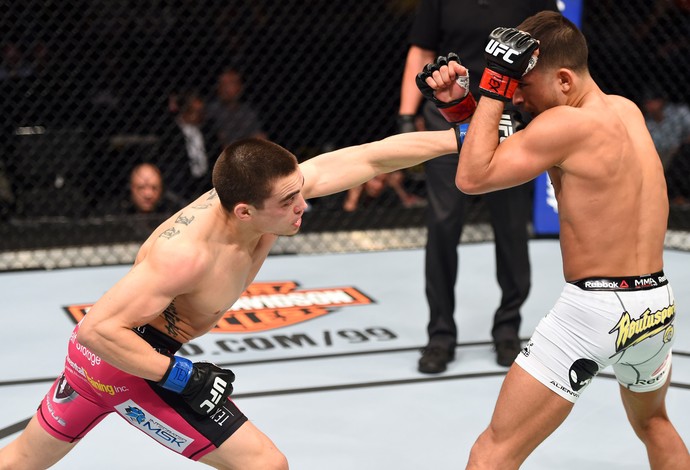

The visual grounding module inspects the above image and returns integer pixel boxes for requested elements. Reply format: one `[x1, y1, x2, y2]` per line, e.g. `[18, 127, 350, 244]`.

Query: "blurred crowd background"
[1, 0, 689, 269]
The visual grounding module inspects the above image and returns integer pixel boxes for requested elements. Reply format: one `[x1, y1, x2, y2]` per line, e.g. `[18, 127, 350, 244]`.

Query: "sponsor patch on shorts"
[115, 399, 194, 452]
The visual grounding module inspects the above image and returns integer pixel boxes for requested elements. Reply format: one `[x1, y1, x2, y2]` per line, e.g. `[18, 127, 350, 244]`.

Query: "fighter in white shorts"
[516, 271, 675, 403]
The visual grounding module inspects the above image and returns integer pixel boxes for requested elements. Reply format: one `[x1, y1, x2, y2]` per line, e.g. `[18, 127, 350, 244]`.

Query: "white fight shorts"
[516, 271, 675, 403]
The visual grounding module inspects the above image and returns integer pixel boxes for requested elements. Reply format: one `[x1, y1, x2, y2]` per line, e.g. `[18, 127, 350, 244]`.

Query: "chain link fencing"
[1, 0, 689, 270]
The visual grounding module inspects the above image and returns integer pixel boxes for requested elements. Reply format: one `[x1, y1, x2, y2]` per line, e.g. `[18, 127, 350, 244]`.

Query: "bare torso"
[548, 94, 668, 280]
[134, 191, 277, 343]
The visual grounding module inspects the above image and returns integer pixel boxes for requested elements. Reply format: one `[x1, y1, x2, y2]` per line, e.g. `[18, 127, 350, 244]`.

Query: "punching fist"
[159, 356, 235, 415]
[416, 53, 477, 123]
[479, 27, 539, 102]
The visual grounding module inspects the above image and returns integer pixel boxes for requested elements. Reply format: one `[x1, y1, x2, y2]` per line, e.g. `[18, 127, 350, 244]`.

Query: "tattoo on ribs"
[162, 302, 180, 337]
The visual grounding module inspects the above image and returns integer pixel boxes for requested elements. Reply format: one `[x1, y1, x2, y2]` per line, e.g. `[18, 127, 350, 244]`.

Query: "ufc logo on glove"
[498, 114, 514, 142]
[485, 40, 520, 64]
[159, 356, 235, 415]
[200, 377, 229, 413]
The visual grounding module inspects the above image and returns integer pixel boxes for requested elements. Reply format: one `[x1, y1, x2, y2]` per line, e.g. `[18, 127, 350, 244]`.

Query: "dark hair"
[518, 11, 588, 72]
[212, 138, 299, 211]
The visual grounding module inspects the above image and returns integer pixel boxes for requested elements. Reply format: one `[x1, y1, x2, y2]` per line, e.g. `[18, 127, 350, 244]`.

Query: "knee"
[629, 415, 672, 443]
[466, 428, 521, 470]
[253, 447, 288, 470]
[271, 451, 289, 470]
[251, 450, 287, 470]
[467, 431, 494, 469]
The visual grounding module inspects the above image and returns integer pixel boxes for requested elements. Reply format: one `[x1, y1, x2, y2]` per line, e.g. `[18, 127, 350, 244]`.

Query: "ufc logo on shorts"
[200, 377, 228, 413]
[485, 40, 518, 64]
[498, 114, 514, 142]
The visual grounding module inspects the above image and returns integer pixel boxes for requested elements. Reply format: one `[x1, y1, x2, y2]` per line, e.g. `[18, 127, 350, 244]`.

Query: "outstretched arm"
[300, 129, 456, 199]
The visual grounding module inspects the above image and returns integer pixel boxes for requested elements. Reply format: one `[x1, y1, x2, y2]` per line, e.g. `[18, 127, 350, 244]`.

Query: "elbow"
[76, 319, 104, 352]
[76, 325, 96, 350]
[455, 173, 483, 195]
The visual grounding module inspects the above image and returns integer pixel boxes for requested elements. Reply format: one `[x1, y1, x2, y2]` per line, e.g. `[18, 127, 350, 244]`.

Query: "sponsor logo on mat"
[64, 281, 374, 333]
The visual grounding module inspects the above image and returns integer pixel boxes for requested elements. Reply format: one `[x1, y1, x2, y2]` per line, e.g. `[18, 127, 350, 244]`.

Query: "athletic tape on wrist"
[438, 93, 477, 123]
[161, 356, 194, 393]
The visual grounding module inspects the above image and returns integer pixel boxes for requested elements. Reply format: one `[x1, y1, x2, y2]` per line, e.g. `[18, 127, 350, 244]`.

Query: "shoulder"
[145, 230, 211, 283]
[608, 94, 642, 113]
[528, 105, 594, 137]
[604, 95, 649, 131]
[537, 97, 641, 133]
[516, 106, 600, 165]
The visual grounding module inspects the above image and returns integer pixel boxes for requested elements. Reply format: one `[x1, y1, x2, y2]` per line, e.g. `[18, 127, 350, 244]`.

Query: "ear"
[557, 69, 574, 93]
[234, 203, 253, 220]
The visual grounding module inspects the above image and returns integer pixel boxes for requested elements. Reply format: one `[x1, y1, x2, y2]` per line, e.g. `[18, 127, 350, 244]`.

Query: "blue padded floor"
[1, 240, 689, 469]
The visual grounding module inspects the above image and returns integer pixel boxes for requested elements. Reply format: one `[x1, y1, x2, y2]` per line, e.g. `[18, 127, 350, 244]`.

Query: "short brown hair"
[212, 138, 299, 211]
[518, 11, 588, 72]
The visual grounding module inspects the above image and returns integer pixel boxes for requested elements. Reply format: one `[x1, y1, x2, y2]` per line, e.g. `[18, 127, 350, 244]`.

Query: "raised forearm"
[77, 318, 171, 381]
[456, 98, 504, 194]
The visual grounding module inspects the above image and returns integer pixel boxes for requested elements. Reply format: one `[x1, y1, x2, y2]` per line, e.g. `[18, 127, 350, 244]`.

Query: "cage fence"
[1, 0, 689, 270]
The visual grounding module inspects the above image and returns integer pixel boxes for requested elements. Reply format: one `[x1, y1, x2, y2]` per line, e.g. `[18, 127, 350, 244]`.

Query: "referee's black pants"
[422, 108, 531, 350]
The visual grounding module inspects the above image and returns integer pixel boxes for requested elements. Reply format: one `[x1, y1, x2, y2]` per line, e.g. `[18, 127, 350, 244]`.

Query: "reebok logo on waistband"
[584, 280, 620, 289]
[573, 271, 667, 291]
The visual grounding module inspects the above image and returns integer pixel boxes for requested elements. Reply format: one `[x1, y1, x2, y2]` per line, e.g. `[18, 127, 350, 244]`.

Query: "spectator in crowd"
[398, 0, 558, 372]
[206, 68, 266, 148]
[641, 89, 690, 206]
[342, 172, 426, 212]
[157, 91, 213, 201]
[119, 162, 183, 216]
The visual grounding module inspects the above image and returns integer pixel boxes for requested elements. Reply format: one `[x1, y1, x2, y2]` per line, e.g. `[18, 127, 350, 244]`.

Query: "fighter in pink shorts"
[36, 324, 247, 460]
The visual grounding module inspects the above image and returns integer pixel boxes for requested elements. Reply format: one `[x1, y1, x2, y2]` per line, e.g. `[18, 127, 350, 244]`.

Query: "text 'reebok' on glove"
[479, 27, 538, 102]
[415, 53, 476, 124]
[158, 356, 235, 415]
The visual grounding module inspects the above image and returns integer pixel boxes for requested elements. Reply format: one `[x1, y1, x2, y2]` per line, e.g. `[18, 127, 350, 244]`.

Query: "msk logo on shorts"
[64, 281, 374, 333]
[115, 400, 194, 452]
[609, 304, 675, 353]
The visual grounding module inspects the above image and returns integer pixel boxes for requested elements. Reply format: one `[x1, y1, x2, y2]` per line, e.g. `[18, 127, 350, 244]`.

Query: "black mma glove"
[416, 53, 477, 124]
[479, 28, 539, 102]
[396, 114, 417, 134]
[453, 110, 525, 150]
[158, 356, 235, 415]
[498, 110, 525, 142]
